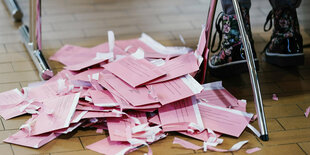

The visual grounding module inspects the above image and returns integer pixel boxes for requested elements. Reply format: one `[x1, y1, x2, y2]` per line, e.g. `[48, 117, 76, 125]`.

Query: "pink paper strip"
[305, 106, 310, 118]
[246, 147, 261, 154]
[172, 137, 202, 150]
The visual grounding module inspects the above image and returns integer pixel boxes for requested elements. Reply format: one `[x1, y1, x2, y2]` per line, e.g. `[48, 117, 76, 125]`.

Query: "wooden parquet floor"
[0, 0, 310, 154]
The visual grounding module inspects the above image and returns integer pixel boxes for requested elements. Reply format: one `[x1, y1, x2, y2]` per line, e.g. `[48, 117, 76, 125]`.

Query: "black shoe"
[263, 7, 304, 66]
[208, 8, 258, 77]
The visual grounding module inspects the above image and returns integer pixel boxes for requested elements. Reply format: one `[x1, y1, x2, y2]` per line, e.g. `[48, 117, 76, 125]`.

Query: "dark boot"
[208, 7, 258, 77]
[263, 7, 304, 66]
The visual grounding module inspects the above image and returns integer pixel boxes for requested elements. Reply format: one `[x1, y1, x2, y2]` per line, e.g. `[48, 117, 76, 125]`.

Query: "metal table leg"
[3, 0, 23, 21]
[231, 0, 269, 141]
[19, 0, 53, 80]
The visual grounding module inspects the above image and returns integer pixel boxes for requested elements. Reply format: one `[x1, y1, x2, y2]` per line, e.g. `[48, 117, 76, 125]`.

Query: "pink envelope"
[196, 82, 238, 108]
[30, 93, 80, 135]
[4, 130, 60, 148]
[88, 89, 118, 107]
[104, 56, 166, 87]
[86, 137, 136, 155]
[198, 102, 253, 137]
[148, 52, 199, 84]
[158, 97, 204, 132]
[147, 75, 203, 105]
[100, 71, 158, 106]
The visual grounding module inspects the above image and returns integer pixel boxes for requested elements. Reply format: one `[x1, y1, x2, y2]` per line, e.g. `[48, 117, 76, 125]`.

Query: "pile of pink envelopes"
[0, 32, 259, 154]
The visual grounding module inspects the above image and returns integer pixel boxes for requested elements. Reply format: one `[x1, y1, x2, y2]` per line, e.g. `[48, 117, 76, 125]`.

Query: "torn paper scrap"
[30, 93, 80, 135]
[272, 93, 278, 101]
[147, 75, 203, 105]
[196, 81, 239, 108]
[71, 68, 104, 83]
[4, 130, 60, 148]
[173, 137, 248, 153]
[100, 71, 158, 106]
[71, 110, 87, 123]
[0, 101, 41, 120]
[106, 117, 134, 141]
[0, 88, 25, 106]
[198, 101, 253, 137]
[65, 52, 113, 71]
[88, 89, 118, 107]
[86, 137, 139, 155]
[232, 100, 247, 112]
[178, 130, 221, 142]
[305, 106, 310, 118]
[173, 137, 202, 150]
[148, 52, 199, 84]
[104, 55, 166, 87]
[148, 114, 161, 125]
[82, 111, 122, 119]
[49, 45, 95, 66]
[246, 147, 261, 154]
[139, 33, 190, 56]
[158, 96, 204, 132]
[106, 111, 148, 141]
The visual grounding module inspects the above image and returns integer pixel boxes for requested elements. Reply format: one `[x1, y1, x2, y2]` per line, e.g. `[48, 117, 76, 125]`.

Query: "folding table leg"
[19, 0, 53, 80]
[231, 0, 269, 141]
[3, 0, 23, 21]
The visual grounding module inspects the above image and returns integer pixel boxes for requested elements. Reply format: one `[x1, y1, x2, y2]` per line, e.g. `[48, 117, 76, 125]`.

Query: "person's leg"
[209, 0, 257, 76]
[221, 0, 251, 15]
[269, 0, 301, 9]
[264, 0, 304, 66]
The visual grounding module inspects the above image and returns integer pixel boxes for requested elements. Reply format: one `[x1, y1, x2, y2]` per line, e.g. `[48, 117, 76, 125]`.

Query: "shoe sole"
[265, 51, 304, 67]
[208, 59, 259, 77]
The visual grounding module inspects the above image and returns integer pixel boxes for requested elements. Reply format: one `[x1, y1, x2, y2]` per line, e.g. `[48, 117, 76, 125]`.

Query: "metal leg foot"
[19, 24, 53, 81]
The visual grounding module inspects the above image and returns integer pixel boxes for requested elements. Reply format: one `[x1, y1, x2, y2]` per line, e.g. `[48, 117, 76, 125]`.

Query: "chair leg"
[19, 0, 53, 80]
[231, 0, 269, 141]
[3, 0, 23, 21]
